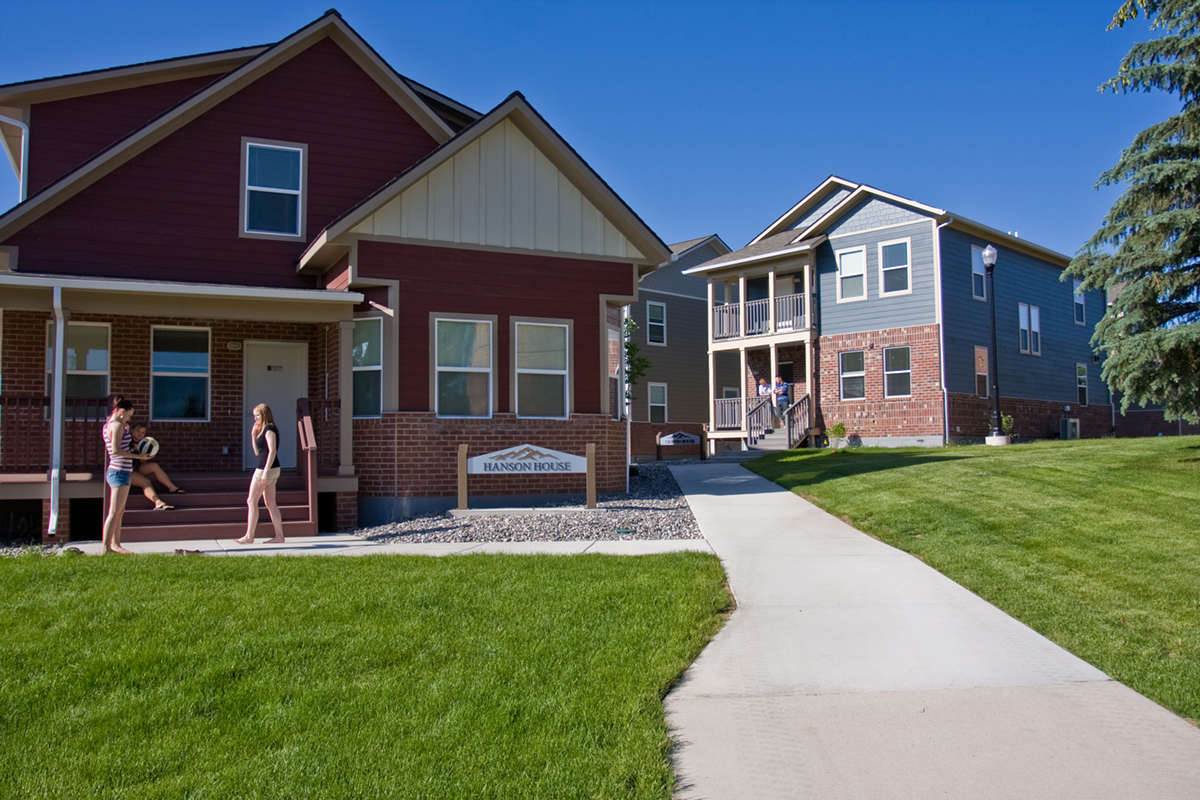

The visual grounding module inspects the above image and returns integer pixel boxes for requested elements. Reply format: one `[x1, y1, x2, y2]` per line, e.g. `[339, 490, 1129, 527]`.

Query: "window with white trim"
[352, 318, 382, 418]
[244, 141, 303, 236]
[649, 383, 667, 424]
[975, 346, 989, 398]
[1077, 364, 1088, 406]
[46, 322, 109, 419]
[151, 327, 210, 421]
[1073, 279, 1086, 324]
[839, 351, 865, 400]
[1018, 303, 1041, 356]
[515, 322, 569, 419]
[836, 247, 866, 301]
[647, 301, 666, 345]
[436, 319, 492, 417]
[883, 346, 911, 397]
[879, 239, 911, 295]
[971, 245, 987, 300]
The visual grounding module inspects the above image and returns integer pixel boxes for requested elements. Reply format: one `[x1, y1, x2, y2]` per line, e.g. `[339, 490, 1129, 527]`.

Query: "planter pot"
[985, 435, 1011, 446]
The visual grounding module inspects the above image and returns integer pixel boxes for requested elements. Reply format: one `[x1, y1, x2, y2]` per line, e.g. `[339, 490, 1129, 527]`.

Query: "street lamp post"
[982, 244, 1004, 441]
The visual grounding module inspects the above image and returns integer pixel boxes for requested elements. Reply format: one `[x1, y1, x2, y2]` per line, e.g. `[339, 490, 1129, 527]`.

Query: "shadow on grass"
[748, 447, 969, 488]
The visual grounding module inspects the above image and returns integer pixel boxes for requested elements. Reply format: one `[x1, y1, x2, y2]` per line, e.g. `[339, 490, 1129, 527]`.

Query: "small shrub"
[1001, 414, 1014, 437]
[827, 421, 847, 451]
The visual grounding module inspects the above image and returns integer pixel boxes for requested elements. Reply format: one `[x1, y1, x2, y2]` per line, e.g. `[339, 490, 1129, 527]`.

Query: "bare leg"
[132, 471, 171, 510]
[138, 462, 180, 493]
[102, 484, 133, 554]
[237, 475, 266, 544]
[262, 482, 285, 543]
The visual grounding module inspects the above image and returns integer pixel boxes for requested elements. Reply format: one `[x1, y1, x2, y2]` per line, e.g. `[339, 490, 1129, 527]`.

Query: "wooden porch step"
[125, 490, 308, 510]
[153, 472, 306, 494]
[119, 519, 317, 543]
[122, 503, 309, 526]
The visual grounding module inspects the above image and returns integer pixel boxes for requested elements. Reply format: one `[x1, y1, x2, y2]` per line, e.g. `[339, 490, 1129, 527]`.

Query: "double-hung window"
[648, 383, 667, 423]
[1073, 279, 1086, 324]
[883, 346, 911, 397]
[515, 321, 569, 419]
[971, 245, 987, 300]
[1077, 364, 1088, 406]
[836, 247, 866, 301]
[352, 318, 383, 418]
[46, 322, 109, 419]
[151, 327, 210, 421]
[975, 346, 989, 398]
[839, 351, 866, 400]
[435, 318, 492, 417]
[1018, 303, 1041, 355]
[879, 239, 911, 295]
[243, 139, 305, 238]
[647, 302, 666, 345]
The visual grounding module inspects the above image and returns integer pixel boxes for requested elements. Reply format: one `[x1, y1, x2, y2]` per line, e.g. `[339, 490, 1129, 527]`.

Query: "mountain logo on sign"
[492, 446, 556, 461]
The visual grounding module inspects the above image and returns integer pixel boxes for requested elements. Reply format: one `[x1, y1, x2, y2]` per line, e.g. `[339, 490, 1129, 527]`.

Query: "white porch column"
[739, 346, 748, 443]
[708, 349, 716, 436]
[806, 337, 816, 447]
[768, 266, 776, 334]
[738, 274, 747, 338]
[770, 343, 778, 423]
[337, 320, 355, 476]
[706, 280, 714, 344]
[47, 288, 68, 538]
[804, 261, 812, 329]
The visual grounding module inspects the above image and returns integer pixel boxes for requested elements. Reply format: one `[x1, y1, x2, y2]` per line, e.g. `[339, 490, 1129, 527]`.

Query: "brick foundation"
[948, 393, 1112, 440]
[335, 490, 358, 531]
[41, 495, 68, 544]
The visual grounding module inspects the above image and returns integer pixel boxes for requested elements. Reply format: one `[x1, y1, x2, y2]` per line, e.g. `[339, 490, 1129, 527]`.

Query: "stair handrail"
[747, 394, 773, 443]
[786, 394, 811, 449]
[296, 399, 319, 533]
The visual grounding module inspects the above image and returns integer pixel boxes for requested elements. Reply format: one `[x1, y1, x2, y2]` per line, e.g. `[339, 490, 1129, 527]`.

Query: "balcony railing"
[0, 396, 108, 473]
[714, 397, 742, 430]
[713, 293, 809, 340]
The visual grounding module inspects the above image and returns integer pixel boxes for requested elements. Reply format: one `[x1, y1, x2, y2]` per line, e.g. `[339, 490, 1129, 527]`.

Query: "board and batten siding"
[815, 213, 936, 337]
[939, 227, 1108, 406]
[350, 118, 643, 261]
[629, 291, 708, 424]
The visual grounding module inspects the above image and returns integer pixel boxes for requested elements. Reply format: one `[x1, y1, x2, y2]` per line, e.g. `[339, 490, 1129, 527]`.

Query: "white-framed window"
[971, 245, 987, 300]
[839, 350, 866, 400]
[647, 301, 666, 345]
[1073, 279, 1086, 325]
[722, 386, 740, 399]
[242, 139, 305, 238]
[878, 238, 911, 296]
[883, 346, 911, 397]
[1018, 303, 1041, 356]
[435, 318, 492, 418]
[1077, 364, 1088, 406]
[515, 321, 569, 419]
[975, 346, 989, 398]
[649, 382, 667, 424]
[835, 246, 867, 302]
[151, 326, 210, 421]
[352, 317, 383, 418]
[46, 322, 110, 418]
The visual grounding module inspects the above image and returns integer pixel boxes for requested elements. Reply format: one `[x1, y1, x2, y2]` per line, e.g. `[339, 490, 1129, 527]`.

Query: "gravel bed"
[352, 461, 704, 544]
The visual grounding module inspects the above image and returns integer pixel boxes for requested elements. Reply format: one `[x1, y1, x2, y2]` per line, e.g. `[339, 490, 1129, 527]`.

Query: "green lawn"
[0, 552, 729, 799]
[748, 436, 1200, 724]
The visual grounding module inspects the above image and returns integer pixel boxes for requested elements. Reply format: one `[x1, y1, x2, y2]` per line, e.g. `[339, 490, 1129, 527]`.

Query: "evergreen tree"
[1068, 0, 1200, 422]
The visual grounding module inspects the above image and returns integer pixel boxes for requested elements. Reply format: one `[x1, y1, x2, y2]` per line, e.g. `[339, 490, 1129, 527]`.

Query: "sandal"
[168, 488, 186, 494]
[154, 501, 174, 511]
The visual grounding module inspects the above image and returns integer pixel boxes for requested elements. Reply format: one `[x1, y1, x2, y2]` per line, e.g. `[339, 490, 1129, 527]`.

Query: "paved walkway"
[666, 463, 1200, 799]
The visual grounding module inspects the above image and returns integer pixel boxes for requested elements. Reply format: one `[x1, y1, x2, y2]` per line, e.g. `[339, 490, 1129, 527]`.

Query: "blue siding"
[789, 187, 853, 231]
[825, 197, 928, 236]
[816, 217, 937, 336]
[940, 227, 1108, 406]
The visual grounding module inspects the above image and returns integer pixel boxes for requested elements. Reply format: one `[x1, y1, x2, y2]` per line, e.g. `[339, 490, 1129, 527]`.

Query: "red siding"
[27, 75, 221, 196]
[357, 241, 634, 415]
[9, 37, 440, 288]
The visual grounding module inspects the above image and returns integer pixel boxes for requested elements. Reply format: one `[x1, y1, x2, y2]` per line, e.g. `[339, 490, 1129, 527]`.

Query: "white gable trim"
[750, 176, 859, 244]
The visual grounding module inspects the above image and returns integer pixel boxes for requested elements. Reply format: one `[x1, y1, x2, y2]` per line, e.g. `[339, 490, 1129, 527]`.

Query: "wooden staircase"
[116, 473, 317, 542]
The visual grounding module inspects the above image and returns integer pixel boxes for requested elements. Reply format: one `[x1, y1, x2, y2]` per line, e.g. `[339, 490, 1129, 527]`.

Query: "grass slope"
[0, 552, 729, 799]
[748, 436, 1200, 723]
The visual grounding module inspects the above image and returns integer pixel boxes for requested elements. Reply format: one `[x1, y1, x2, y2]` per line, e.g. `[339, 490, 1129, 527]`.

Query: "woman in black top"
[235, 403, 285, 544]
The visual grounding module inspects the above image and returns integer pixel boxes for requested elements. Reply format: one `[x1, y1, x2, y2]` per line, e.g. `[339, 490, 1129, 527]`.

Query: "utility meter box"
[1060, 418, 1080, 440]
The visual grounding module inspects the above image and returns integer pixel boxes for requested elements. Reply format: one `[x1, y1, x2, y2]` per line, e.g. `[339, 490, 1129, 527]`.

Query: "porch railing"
[295, 399, 319, 535]
[305, 398, 341, 476]
[745, 298, 770, 336]
[775, 294, 806, 332]
[714, 397, 742, 430]
[747, 395, 773, 443]
[1, 396, 108, 474]
[713, 303, 740, 340]
[711, 293, 809, 341]
[786, 394, 811, 449]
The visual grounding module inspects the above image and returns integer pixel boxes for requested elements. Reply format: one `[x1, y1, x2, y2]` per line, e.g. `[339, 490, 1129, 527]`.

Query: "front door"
[243, 341, 308, 469]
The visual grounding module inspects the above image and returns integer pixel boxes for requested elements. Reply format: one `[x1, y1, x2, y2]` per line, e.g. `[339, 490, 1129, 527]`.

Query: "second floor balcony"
[713, 293, 808, 341]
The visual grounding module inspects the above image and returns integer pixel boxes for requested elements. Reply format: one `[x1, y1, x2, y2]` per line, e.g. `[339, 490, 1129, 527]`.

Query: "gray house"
[685, 176, 1112, 447]
[628, 235, 733, 459]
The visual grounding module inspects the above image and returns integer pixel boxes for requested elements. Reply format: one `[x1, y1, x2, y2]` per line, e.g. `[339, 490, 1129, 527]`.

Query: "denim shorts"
[105, 468, 132, 488]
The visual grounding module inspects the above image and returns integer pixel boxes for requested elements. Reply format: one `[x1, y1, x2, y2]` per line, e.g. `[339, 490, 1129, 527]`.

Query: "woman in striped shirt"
[101, 396, 149, 554]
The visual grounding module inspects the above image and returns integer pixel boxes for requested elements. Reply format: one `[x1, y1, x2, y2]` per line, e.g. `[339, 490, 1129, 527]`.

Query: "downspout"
[934, 217, 954, 445]
[621, 304, 630, 493]
[0, 113, 29, 202]
[48, 286, 67, 538]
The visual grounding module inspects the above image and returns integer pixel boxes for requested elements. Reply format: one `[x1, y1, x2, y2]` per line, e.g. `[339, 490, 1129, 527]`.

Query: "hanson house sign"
[467, 444, 587, 474]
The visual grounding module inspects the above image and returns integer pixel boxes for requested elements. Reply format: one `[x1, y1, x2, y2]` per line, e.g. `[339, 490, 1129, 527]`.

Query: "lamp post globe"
[982, 244, 1004, 440]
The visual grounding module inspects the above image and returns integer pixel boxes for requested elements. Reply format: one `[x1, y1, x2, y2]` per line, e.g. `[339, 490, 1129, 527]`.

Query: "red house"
[0, 11, 670, 542]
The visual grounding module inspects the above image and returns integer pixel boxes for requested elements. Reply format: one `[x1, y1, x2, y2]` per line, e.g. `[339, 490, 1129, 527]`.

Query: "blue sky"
[0, 0, 1179, 256]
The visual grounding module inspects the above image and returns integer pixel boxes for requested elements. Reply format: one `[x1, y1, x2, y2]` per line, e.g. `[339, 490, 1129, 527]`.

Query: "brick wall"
[335, 491, 357, 531]
[816, 324, 943, 440]
[631, 421, 704, 460]
[745, 344, 810, 407]
[1112, 409, 1200, 438]
[948, 393, 1112, 439]
[353, 412, 627, 500]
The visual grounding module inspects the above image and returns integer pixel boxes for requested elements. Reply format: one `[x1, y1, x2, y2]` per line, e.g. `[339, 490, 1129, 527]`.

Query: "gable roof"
[297, 92, 671, 273]
[0, 10, 457, 244]
[668, 234, 730, 258]
[748, 175, 858, 245]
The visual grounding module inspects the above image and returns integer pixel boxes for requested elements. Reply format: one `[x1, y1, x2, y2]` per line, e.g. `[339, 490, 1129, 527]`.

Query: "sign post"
[457, 444, 468, 510]
[586, 443, 596, 509]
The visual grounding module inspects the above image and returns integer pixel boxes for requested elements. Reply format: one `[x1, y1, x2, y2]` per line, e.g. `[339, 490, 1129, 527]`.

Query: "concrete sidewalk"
[666, 463, 1200, 799]
[65, 533, 714, 558]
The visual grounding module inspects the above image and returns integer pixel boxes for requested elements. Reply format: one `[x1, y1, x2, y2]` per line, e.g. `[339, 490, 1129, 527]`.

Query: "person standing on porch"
[773, 375, 790, 418]
[236, 403, 285, 545]
[757, 378, 775, 432]
[101, 396, 149, 555]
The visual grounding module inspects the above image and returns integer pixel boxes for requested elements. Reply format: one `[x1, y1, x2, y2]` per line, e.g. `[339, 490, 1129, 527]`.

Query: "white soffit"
[348, 118, 644, 262]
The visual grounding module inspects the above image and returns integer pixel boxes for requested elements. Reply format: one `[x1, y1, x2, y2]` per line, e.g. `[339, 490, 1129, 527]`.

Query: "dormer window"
[241, 138, 306, 239]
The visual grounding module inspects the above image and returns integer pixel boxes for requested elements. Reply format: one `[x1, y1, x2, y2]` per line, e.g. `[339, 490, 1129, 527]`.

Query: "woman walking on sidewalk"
[101, 396, 149, 554]
[236, 403, 285, 545]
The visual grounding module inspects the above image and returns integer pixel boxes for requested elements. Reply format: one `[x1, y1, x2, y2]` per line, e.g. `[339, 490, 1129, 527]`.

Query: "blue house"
[685, 176, 1111, 447]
